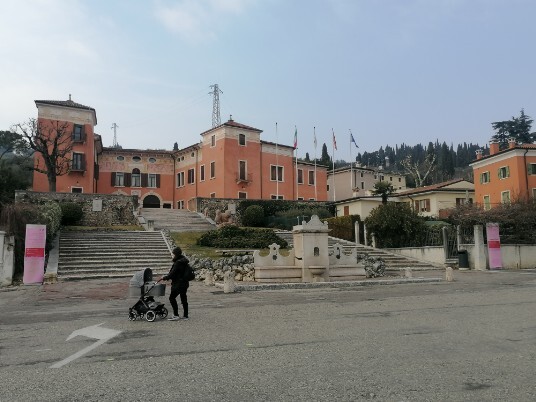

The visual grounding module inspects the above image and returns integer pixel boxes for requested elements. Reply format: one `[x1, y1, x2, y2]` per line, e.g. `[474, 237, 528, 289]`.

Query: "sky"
[1, 0, 535, 161]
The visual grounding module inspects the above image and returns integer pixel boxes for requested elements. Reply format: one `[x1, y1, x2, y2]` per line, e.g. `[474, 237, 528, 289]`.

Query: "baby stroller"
[128, 268, 168, 322]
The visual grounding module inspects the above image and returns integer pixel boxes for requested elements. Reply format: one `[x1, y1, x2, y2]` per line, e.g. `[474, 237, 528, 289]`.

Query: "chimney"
[508, 137, 517, 149]
[489, 140, 500, 155]
[385, 156, 390, 168]
[475, 149, 483, 160]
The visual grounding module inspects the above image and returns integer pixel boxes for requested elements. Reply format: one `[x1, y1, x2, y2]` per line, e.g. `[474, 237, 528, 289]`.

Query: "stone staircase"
[138, 208, 216, 232]
[58, 231, 173, 280]
[274, 231, 444, 272]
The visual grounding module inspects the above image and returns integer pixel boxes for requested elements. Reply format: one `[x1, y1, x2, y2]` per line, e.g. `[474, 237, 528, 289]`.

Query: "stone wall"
[15, 191, 139, 227]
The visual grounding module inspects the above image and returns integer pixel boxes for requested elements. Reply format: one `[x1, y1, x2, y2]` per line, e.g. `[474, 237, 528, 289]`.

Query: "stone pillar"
[371, 234, 377, 248]
[473, 225, 487, 271]
[223, 271, 236, 293]
[355, 221, 360, 245]
[445, 267, 454, 282]
[292, 215, 330, 283]
[0, 232, 14, 287]
[456, 225, 463, 250]
[204, 271, 214, 286]
[147, 220, 154, 231]
[363, 224, 368, 246]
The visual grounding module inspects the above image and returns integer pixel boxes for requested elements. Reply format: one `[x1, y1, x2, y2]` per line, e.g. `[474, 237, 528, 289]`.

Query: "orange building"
[470, 139, 536, 209]
[32, 98, 328, 208]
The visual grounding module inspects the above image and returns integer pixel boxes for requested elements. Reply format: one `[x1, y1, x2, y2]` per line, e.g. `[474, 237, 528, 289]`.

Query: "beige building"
[327, 165, 407, 202]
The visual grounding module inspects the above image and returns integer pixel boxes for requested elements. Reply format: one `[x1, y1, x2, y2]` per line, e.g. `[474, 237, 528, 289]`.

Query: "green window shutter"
[479, 173, 483, 184]
[111, 172, 116, 186]
[125, 173, 131, 187]
[156, 174, 161, 188]
[506, 166, 510, 177]
[141, 173, 148, 187]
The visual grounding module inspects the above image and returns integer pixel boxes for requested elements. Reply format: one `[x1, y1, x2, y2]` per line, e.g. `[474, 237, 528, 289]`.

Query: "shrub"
[197, 226, 288, 249]
[364, 202, 427, 248]
[324, 215, 362, 242]
[241, 205, 265, 227]
[60, 202, 83, 226]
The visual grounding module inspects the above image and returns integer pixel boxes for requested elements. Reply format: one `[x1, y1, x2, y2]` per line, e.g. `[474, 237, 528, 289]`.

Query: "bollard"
[445, 267, 453, 282]
[404, 268, 413, 278]
[223, 271, 236, 293]
[147, 220, 154, 231]
[204, 271, 214, 286]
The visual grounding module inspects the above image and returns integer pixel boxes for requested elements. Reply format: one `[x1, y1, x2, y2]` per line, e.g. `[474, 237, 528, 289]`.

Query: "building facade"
[32, 98, 328, 208]
[470, 139, 536, 209]
[327, 165, 407, 202]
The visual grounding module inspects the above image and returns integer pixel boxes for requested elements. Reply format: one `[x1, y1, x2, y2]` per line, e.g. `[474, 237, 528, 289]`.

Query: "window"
[417, 199, 431, 212]
[72, 124, 84, 142]
[480, 171, 490, 184]
[498, 166, 510, 179]
[360, 172, 364, 178]
[210, 161, 216, 179]
[177, 201, 184, 209]
[115, 172, 125, 187]
[501, 190, 511, 204]
[148, 174, 157, 188]
[238, 192, 247, 199]
[132, 156, 141, 162]
[298, 197, 304, 201]
[71, 153, 85, 171]
[398, 177, 402, 182]
[483, 195, 491, 210]
[177, 172, 185, 187]
[270, 165, 283, 182]
[239, 133, 246, 146]
[297, 169, 303, 184]
[529, 164, 536, 175]
[191, 152, 195, 157]
[456, 198, 473, 205]
[380, 175, 384, 181]
[148, 157, 156, 163]
[271, 195, 284, 200]
[390, 176, 393, 181]
[533, 188, 536, 199]
[71, 187, 82, 193]
[210, 192, 216, 198]
[308, 171, 315, 185]
[200, 165, 205, 181]
[131, 168, 141, 187]
[116, 156, 124, 161]
[187, 168, 195, 184]
[211, 135, 215, 147]
[239, 161, 247, 181]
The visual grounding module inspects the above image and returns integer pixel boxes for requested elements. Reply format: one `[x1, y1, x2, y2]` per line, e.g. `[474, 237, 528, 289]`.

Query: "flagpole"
[294, 125, 298, 200]
[276, 122, 279, 199]
[314, 126, 317, 201]
[349, 129, 353, 195]
[332, 128, 336, 202]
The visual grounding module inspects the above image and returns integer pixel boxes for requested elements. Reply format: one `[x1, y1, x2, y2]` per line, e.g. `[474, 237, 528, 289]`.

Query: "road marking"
[51, 323, 121, 369]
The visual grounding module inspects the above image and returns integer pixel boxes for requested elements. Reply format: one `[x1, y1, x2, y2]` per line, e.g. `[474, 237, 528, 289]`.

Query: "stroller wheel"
[146, 310, 156, 322]
[128, 311, 136, 321]
[159, 307, 168, 319]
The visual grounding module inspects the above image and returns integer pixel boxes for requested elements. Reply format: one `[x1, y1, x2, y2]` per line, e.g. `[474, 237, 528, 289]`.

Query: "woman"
[162, 247, 189, 321]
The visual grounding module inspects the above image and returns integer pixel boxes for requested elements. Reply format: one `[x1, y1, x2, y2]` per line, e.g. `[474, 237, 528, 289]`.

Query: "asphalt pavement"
[1, 270, 536, 401]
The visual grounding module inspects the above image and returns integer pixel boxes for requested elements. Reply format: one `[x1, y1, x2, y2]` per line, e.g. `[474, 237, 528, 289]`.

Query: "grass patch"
[170, 231, 222, 258]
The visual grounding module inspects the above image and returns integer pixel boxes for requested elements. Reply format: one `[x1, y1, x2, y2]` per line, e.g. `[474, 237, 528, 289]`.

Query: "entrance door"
[143, 195, 160, 208]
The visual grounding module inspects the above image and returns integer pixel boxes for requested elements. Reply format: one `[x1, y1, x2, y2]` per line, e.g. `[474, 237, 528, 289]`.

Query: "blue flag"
[350, 132, 359, 148]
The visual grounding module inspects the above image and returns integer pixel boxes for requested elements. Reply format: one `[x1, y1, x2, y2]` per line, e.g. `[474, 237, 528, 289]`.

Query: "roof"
[395, 179, 474, 197]
[35, 98, 97, 123]
[102, 147, 175, 155]
[470, 143, 536, 165]
[199, 118, 262, 136]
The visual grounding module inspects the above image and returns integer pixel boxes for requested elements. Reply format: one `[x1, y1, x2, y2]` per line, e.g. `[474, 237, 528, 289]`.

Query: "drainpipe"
[195, 146, 199, 210]
[407, 194, 415, 211]
[523, 149, 529, 200]
[260, 143, 263, 198]
[172, 153, 176, 209]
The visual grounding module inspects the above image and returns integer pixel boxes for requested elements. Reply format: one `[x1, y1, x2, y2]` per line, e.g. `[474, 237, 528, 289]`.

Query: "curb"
[214, 277, 443, 292]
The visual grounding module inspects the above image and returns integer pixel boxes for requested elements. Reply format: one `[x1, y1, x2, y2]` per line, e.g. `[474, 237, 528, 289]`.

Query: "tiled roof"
[395, 179, 473, 197]
[35, 99, 95, 112]
[471, 143, 536, 163]
[200, 118, 262, 136]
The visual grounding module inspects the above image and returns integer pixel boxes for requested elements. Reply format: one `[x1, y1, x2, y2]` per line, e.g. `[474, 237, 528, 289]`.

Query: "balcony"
[71, 160, 87, 172]
[236, 173, 252, 185]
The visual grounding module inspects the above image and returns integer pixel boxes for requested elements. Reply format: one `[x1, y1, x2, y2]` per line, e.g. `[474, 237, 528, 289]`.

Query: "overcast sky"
[1, 0, 535, 160]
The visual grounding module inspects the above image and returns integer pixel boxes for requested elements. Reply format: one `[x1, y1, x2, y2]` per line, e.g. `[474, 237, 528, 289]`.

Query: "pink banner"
[486, 223, 502, 270]
[23, 224, 47, 284]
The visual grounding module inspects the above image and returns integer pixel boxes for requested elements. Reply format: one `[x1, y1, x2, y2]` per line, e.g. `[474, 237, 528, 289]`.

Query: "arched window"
[132, 168, 141, 187]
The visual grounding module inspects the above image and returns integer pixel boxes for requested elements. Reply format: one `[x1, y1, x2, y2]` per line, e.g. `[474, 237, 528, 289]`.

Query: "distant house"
[470, 139, 536, 209]
[327, 164, 407, 202]
[333, 179, 474, 219]
[395, 179, 474, 218]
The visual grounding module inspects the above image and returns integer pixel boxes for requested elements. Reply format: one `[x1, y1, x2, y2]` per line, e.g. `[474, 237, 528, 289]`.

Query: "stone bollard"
[223, 271, 236, 293]
[204, 271, 214, 286]
[445, 267, 453, 282]
[404, 268, 413, 278]
[147, 220, 154, 231]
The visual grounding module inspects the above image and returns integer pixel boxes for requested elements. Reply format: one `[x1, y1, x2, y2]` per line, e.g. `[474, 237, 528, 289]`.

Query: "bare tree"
[12, 118, 74, 192]
[400, 153, 436, 188]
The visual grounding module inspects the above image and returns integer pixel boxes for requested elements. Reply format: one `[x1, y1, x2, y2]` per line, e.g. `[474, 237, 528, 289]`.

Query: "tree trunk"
[48, 175, 57, 192]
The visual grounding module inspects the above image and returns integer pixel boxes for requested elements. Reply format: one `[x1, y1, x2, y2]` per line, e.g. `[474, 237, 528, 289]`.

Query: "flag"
[293, 126, 298, 149]
[332, 129, 337, 150]
[350, 131, 359, 148]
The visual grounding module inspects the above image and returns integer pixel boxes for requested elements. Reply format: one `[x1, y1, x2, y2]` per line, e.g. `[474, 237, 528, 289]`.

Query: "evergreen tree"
[492, 109, 536, 149]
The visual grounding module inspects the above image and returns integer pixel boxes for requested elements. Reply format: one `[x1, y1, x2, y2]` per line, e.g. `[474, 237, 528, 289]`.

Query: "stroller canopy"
[129, 267, 153, 287]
